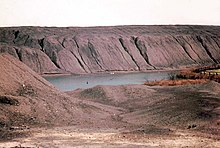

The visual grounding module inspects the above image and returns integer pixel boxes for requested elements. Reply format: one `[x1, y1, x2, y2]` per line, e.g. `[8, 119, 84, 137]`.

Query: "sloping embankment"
[0, 25, 220, 74]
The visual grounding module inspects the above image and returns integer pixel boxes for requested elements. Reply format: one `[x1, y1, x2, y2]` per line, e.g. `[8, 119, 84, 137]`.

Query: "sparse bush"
[168, 73, 176, 80]
[16, 84, 36, 96]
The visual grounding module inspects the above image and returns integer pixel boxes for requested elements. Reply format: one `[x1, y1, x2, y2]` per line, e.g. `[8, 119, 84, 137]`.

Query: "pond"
[44, 71, 175, 91]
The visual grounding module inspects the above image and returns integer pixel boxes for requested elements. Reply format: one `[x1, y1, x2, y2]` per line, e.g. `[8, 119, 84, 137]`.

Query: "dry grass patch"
[144, 79, 208, 86]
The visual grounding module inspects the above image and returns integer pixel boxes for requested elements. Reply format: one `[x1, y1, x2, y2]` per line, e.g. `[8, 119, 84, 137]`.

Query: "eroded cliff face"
[0, 25, 220, 74]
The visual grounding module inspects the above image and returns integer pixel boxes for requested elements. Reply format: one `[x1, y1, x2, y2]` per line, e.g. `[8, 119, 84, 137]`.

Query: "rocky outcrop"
[0, 25, 220, 74]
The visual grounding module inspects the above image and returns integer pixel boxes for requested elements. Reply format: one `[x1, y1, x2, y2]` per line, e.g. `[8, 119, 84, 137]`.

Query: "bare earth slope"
[0, 25, 220, 74]
[71, 84, 220, 131]
[1, 82, 219, 147]
[0, 54, 124, 130]
[0, 54, 219, 147]
[0, 53, 80, 127]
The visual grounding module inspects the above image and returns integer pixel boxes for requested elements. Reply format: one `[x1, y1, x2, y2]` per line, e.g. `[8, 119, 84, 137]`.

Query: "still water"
[44, 71, 174, 91]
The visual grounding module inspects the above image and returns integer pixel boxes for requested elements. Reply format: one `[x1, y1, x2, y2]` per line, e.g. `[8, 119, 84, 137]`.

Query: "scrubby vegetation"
[145, 66, 220, 86]
[177, 69, 220, 83]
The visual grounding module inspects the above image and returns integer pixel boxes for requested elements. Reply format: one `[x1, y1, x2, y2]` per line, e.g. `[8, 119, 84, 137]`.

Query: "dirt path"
[0, 126, 219, 148]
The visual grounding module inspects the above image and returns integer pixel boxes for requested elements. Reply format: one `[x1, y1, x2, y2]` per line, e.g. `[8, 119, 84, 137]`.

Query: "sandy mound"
[71, 83, 220, 135]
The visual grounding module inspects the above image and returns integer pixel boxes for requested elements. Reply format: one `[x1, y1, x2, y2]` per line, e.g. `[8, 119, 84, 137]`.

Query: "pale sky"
[0, 0, 220, 27]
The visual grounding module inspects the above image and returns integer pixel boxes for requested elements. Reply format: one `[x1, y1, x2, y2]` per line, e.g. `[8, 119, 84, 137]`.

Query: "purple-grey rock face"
[0, 25, 220, 74]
